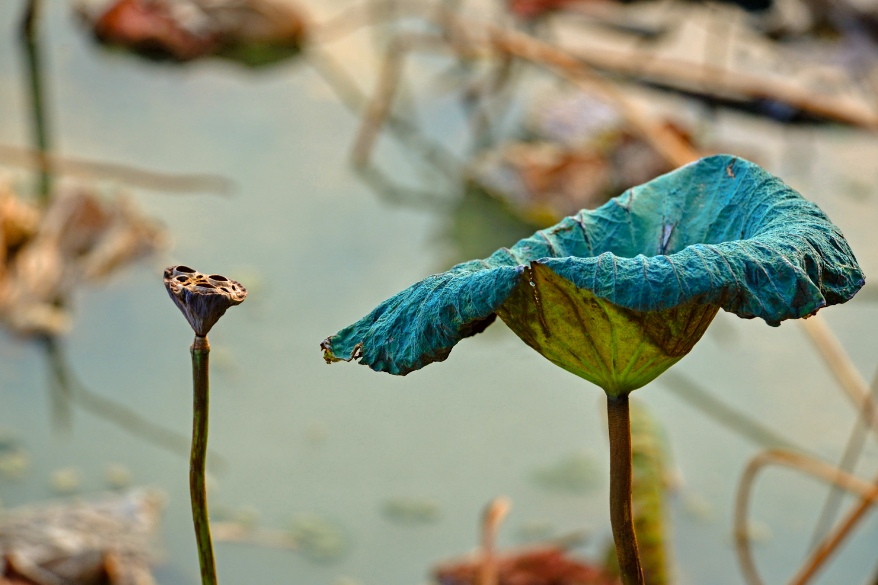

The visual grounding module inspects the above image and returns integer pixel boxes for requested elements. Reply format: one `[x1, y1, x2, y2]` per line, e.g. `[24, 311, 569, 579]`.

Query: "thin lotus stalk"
[800, 314, 878, 440]
[164, 266, 247, 585]
[190, 335, 216, 585]
[808, 367, 878, 550]
[734, 449, 878, 585]
[478, 496, 511, 585]
[607, 395, 645, 585]
[19, 0, 52, 204]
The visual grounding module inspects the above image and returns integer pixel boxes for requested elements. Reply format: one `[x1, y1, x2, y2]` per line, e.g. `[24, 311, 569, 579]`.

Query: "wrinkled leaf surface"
[323, 155, 864, 380]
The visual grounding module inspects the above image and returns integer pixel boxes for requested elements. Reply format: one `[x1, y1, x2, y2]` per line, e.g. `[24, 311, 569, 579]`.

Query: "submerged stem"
[607, 394, 645, 585]
[191, 336, 217, 585]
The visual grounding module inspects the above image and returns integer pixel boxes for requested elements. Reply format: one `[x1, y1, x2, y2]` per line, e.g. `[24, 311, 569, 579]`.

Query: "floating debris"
[0, 433, 29, 482]
[382, 496, 442, 525]
[104, 464, 133, 490]
[0, 181, 166, 338]
[287, 514, 348, 563]
[0, 489, 164, 585]
[49, 468, 82, 495]
[75, 0, 308, 66]
[531, 450, 600, 495]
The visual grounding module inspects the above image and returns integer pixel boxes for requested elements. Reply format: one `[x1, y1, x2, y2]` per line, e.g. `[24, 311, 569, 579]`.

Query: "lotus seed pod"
[163, 265, 247, 336]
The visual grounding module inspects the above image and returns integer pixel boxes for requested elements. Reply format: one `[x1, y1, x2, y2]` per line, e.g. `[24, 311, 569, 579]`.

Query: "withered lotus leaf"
[322, 155, 863, 393]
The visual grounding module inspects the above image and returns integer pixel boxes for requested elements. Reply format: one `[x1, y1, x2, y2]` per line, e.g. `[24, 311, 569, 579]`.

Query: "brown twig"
[807, 367, 878, 551]
[734, 449, 878, 585]
[786, 471, 878, 585]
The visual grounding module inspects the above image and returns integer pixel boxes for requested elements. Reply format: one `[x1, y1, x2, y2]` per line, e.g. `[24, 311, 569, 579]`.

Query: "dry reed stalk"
[734, 449, 878, 585]
[786, 472, 878, 585]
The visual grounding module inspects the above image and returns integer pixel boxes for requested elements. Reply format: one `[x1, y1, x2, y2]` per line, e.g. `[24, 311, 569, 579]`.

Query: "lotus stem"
[190, 335, 217, 585]
[19, 0, 52, 203]
[607, 394, 645, 585]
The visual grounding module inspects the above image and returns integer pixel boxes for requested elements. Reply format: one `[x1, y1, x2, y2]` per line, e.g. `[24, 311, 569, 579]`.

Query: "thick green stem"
[191, 336, 217, 585]
[607, 394, 645, 585]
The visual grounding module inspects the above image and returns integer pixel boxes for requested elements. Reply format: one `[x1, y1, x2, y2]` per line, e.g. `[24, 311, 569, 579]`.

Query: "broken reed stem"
[190, 335, 217, 585]
[733, 449, 878, 585]
[607, 394, 645, 585]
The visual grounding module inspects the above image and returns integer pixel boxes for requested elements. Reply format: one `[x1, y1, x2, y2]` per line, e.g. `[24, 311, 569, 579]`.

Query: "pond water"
[1, 1, 878, 584]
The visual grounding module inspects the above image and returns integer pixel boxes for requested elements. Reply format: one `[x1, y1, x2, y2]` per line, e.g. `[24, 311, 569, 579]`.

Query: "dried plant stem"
[733, 449, 878, 585]
[607, 394, 645, 585]
[190, 335, 217, 585]
[808, 368, 878, 551]
[787, 474, 878, 585]
[800, 314, 878, 441]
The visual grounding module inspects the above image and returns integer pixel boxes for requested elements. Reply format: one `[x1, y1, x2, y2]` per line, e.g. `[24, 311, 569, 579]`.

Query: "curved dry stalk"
[787, 471, 878, 585]
[800, 314, 878, 441]
[808, 367, 878, 550]
[734, 448, 878, 585]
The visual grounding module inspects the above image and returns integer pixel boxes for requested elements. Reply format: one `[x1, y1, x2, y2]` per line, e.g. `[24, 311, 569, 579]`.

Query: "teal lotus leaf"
[322, 155, 864, 378]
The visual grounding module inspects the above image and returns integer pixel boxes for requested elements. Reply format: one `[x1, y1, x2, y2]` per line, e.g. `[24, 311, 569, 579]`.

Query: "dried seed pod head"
[164, 265, 246, 336]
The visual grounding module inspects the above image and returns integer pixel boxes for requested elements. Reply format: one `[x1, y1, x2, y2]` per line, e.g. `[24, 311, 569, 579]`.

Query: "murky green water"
[2, 1, 878, 584]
